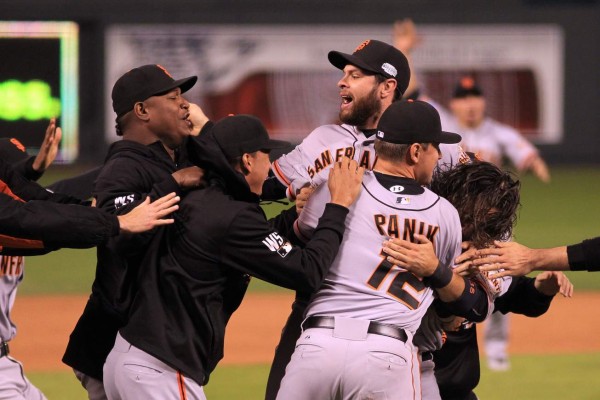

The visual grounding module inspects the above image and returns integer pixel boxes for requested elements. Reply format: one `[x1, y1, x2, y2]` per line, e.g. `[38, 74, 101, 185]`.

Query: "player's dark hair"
[430, 161, 520, 248]
[375, 140, 435, 162]
[374, 139, 411, 162]
[374, 74, 401, 102]
[115, 117, 124, 136]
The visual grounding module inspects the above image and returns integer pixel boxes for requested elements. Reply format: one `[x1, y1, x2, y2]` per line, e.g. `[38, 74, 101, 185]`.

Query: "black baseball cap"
[328, 39, 410, 97]
[0, 137, 29, 164]
[453, 76, 483, 98]
[213, 115, 291, 160]
[376, 100, 461, 144]
[112, 64, 198, 118]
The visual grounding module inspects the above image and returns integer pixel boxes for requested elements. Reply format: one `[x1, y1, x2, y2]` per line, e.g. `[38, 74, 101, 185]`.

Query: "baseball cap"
[328, 39, 410, 97]
[376, 100, 461, 144]
[212, 115, 291, 160]
[0, 137, 29, 164]
[112, 64, 198, 118]
[452, 76, 483, 98]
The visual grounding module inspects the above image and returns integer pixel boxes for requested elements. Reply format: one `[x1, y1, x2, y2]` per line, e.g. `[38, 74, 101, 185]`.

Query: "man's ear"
[381, 79, 398, 100]
[407, 143, 421, 164]
[240, 153, 252, 175]
[133, 102, 150, 121]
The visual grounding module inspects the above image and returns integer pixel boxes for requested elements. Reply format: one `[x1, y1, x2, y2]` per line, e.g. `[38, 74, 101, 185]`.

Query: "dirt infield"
[10, 292, 600, 372]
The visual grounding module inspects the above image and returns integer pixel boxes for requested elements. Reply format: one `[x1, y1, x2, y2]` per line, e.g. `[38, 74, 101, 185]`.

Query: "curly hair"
[430, 161, 520, 248]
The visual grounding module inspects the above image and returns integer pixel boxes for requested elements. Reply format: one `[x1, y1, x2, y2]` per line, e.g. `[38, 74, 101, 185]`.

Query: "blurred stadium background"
[3, 1, 600, 398]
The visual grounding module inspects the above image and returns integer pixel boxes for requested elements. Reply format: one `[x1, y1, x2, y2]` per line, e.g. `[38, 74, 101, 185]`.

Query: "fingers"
[151, 218, 176, 226]
[453, 261, 473, 276]
[152, 192, 179, 206]
[413, 233, 431, 245]
[54, 126, 62, 143]
[487, 270, 511, 280]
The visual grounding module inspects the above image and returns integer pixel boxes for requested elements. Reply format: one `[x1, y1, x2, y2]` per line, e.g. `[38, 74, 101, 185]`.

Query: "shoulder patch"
[262, 232, 293, 258]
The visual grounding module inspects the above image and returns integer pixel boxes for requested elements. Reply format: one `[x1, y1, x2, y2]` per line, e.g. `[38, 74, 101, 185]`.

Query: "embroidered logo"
[114, 194, 135, 209]
[262, 232, 292, 258]
[381, 62, 397, 77]
[156, 64, 173, 78]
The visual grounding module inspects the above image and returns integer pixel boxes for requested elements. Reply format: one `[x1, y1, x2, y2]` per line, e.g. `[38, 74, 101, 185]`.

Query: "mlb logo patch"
[277, 242, 293, 258]
[396, 197, 410, 205]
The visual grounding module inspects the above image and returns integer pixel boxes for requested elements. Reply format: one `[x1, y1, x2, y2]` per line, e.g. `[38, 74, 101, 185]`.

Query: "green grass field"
[18, 165, 600, 398]
[27, 353, 600, 399]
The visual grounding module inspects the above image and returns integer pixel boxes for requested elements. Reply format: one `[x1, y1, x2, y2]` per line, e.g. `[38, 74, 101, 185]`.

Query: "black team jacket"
[118, 127, 350, 386]
[0, 158, 119, 253]
[62, 136, 193, 379]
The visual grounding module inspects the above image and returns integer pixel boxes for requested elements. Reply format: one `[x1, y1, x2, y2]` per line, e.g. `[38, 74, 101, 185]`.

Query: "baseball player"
[383, 161, 573, 400]
[0, 125, 63, 400]
[0, 130, 179, 400]
[62, 64, 205, 399]
[102, 115, 364, 399]
[265, 38, 470, 399]
[391, 19, 550, 373]
[276, 100, 490, 400]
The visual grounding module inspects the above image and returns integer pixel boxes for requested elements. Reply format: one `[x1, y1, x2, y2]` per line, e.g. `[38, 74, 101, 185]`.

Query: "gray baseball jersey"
[277, 171, 462, 400]
[298, 171, 463, 333]
[433, 101, 539, 169]
[272, 123, 469, 198]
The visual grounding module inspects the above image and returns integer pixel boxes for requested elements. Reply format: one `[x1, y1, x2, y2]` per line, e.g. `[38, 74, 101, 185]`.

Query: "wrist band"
[425, 263, 453, 289]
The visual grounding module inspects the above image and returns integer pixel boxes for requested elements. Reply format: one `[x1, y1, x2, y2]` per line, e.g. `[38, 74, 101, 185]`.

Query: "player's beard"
[339, 86, 381, 128]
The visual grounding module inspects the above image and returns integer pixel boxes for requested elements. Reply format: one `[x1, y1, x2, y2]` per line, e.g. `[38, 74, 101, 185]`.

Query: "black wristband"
[425, 263, 453, 289]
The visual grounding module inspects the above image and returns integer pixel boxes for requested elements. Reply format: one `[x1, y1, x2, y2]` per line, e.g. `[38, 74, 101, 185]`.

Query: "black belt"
[0, 341, 9, 358]
[421, 351, 433, 362]
[303, 316, 408, 342]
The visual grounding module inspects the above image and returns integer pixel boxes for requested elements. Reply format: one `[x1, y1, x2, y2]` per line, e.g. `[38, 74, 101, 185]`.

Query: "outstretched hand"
[473, 241, 536, 278]
[117, 192, 180, 234]
[534, 271, 573, 298]
[393, 18, 420, 54]
[32, 118, 62, 173]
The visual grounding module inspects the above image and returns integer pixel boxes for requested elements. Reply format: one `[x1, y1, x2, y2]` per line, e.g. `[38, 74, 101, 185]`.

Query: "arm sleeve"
[0, 193, 119, 252]
[221, 203, 349, 292]
[434, 278, 489, 323]
[268, 204, 299, 239]
[93, 159, 180, 255]
[567, 237, 600, 272]
[12, 157, 44, 181]
[261, 172, 289, 201]
[497, 124, 539, 169]
[493, 276, 554, 317]
[46, 166, 102, 200]
[94, 160, 180, 214]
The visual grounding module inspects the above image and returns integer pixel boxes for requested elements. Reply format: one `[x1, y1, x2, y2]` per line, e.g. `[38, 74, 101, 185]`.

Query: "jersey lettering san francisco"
[295, 171, 462, 334]
[272, 123, 469, 199]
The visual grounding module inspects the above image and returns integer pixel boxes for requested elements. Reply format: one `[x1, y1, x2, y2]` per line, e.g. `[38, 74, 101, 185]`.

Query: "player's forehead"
[342, 64, 373, 76]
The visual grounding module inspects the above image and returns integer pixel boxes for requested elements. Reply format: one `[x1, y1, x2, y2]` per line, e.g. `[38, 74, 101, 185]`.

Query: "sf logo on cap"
[354, 40, 371, 53]
[156, 64, 173, 78]
[377, 130, 385, 139]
